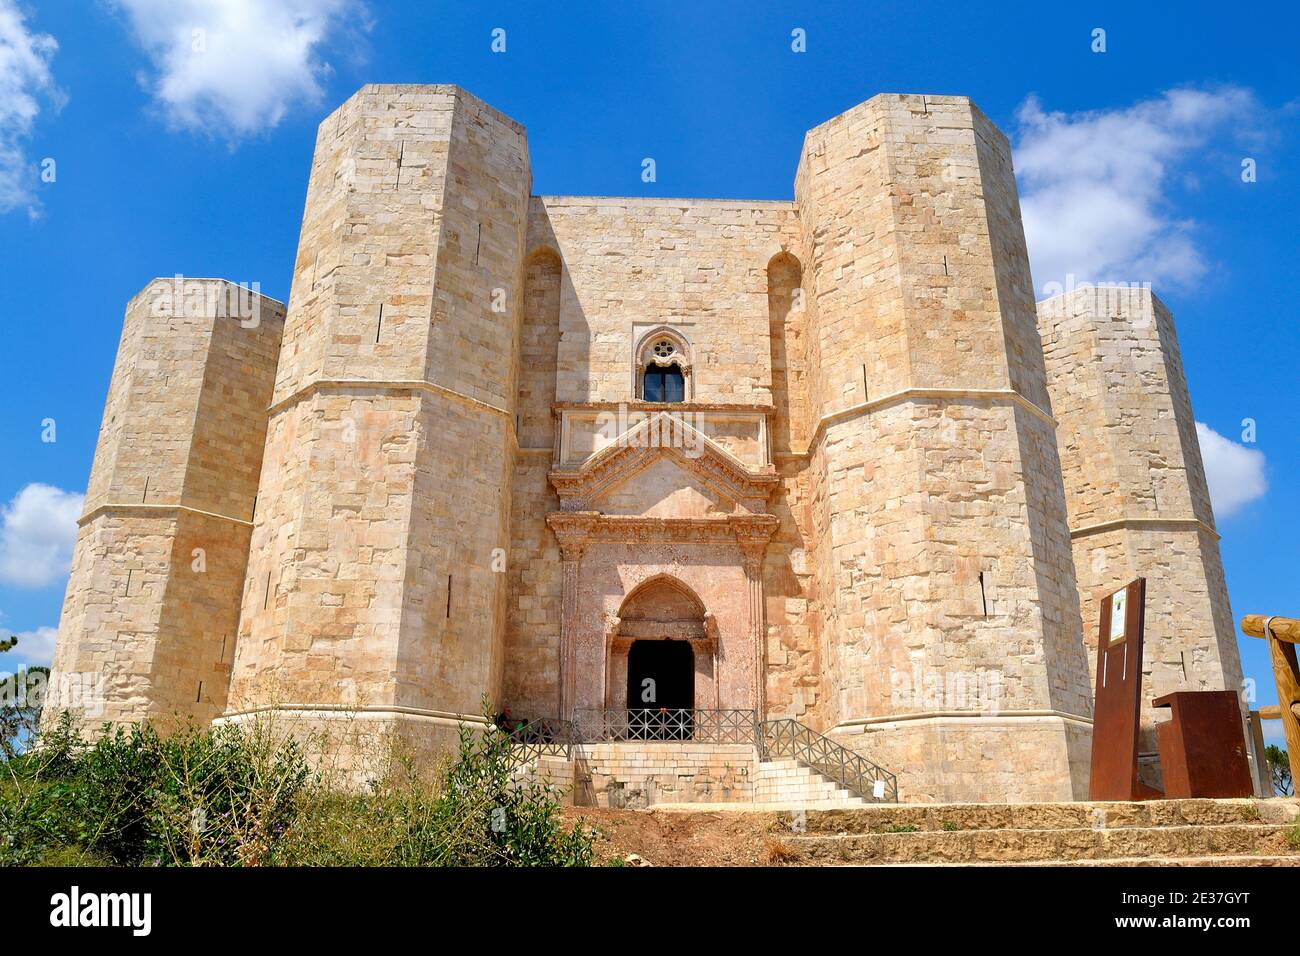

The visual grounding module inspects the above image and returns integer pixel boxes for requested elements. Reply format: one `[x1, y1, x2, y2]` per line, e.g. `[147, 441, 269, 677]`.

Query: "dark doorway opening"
[627, 640, 694, 739]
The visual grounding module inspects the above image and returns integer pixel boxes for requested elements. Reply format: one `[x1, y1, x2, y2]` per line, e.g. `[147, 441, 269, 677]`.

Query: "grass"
[763, 838, 800, 864]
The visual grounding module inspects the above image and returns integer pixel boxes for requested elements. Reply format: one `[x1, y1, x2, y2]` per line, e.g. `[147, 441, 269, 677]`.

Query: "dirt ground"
[565, 807, 796, 866]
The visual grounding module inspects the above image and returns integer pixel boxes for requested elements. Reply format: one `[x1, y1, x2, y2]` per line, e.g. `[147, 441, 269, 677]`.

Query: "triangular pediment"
[594, 454, 734, 518]
[549, 411, 777, 515]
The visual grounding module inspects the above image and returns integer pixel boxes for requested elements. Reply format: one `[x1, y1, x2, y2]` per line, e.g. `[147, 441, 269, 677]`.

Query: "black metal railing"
[758, 718, 897, 803]
[573, 708, 758, 744]
[503, 709, 898, 802]
[504, 716, 577, 765]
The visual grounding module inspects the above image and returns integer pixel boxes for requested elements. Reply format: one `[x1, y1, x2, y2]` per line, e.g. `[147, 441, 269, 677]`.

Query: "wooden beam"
[1242, 615, 1300, 788]
[1241, 614, 1300, 644]
[1270, 640, 1300, 779]
[1257, 704, 1300, 721]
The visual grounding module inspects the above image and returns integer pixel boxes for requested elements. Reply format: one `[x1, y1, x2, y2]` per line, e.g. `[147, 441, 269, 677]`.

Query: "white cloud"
[1014, 88, 1257, 295]
[0, 0, 60, 217]
[0, 483, 84, 588]
[110, 0, 366, 137]
[1, 624, 58, 670]
[1195, 422, 1267, 519]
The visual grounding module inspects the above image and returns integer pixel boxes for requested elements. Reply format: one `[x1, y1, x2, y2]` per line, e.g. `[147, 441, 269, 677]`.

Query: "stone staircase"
[769, 798, 1300, 866]
[752, 758, 872, 808]
[507, 710, 898, 809]
[511, 745, 879, 808]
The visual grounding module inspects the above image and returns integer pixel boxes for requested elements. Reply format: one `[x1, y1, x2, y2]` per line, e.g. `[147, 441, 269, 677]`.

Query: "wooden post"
[1240, 614, 1300, 793]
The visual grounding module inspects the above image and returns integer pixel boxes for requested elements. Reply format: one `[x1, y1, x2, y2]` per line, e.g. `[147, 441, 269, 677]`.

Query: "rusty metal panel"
[1153, 691, 1254, 798]
[1088, 578, 1148, 801]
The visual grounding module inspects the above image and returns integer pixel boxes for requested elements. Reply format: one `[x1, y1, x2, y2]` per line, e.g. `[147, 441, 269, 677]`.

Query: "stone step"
[790, 823, 1299, 865]
[756, 779, 846, 791]
[862, 854, 1300, 868]
[777, 798, 1299, 834]
[753, 758, 870, 807]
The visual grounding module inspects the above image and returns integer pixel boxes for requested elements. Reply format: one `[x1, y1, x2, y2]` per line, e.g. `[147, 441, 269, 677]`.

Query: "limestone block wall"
[764, 461, 821, 721]
[795, 95, 1092, 801]
[764, 251, 822, 723]
[572, 742, 756, 808]
[500, 238, 563, 719]
[533, 196, 799, 405]
[49, 279, 284, 729]
[1038, 287, 1245, 756]
[227, 86, 530, 731]
[501, 196, 811, 721]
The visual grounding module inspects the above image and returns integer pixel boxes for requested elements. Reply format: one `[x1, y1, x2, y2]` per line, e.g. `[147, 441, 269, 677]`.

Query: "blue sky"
[0, 1, 1296, 742]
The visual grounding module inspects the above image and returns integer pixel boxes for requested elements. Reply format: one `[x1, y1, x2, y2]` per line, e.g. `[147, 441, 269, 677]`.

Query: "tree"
[1, 633, 48, 759]
[1265, 744, 1294, 797]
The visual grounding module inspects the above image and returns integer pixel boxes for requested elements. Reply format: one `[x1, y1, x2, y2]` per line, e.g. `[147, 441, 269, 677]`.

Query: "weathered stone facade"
[1038, 287, 1244, 784]
[46, 86, 1244, 803]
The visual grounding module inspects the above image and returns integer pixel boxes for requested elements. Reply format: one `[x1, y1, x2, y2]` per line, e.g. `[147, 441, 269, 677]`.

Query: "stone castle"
[47, 86, 1245, 803]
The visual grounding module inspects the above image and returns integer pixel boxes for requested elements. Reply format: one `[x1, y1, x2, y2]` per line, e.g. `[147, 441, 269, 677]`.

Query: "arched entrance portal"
[606, 576, 719, 736]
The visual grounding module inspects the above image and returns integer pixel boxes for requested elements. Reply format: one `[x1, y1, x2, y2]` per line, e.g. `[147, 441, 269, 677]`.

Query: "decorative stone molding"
[548, 511, 779, 547]
[548, 410, 778, 513]
[549, 512, 596, 717]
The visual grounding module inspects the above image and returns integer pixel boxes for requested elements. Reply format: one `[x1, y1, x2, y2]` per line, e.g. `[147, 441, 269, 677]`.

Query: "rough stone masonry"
[45, 86, 1244, 803]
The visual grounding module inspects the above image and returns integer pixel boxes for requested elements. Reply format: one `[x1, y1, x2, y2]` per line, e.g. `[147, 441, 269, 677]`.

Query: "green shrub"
[417, 717, 594, 866]
[2, 707, 594, 867]
[281, 711, 596, 866]
[2, 715, 310, 866]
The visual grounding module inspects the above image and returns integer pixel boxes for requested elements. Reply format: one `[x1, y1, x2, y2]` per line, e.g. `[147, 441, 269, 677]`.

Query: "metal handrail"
[504, 710, 898, 802]
[758, 718, 897, 803]
[504, 716, 577, 764]
[573, 708, 758, 744]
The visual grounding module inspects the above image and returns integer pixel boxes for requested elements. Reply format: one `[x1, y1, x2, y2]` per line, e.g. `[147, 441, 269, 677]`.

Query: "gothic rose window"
[636, 331, 691, 402]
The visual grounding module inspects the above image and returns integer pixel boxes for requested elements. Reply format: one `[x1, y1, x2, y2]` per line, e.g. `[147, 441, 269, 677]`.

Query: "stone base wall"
[571, 743, 756, 808]
[214, 707, 485, 791]
[833, 714, 1092, 803]
[513, 755, 577, 805]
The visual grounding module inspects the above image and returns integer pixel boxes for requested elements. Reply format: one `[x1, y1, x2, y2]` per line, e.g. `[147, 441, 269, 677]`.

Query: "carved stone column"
[547, 512, 597, 720]
[557, 538, 583, 720]
[735, 525, 773, 719]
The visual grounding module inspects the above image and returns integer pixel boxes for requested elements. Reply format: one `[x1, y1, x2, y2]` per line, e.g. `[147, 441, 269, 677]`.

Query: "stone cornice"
[268, 378, 512, 420]
[789, 387, 1057, 459]
[218, 703, 491, 725]
[78, 502, 253, 529]
[832, 708, 1095, 729]
[1068, 516, 1220, 541]
[552, 399, 775, 415]
[548, 511, 779, 546]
